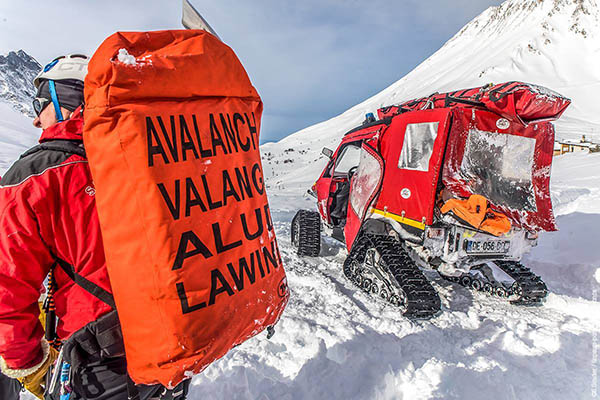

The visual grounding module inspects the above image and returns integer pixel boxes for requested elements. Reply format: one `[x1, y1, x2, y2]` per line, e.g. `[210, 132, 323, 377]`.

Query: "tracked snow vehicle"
[292, 82, 571, 319]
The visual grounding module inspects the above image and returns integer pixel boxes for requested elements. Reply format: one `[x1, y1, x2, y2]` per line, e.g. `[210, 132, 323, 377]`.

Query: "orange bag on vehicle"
[83, 30, 289, 387]
[441, 194, 511, 236]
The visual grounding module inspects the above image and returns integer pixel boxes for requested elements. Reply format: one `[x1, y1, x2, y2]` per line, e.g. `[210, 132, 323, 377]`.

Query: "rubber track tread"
[495, 260, 548, 305]
[292, 210, 321, 256]
[441, 260, 548, 305]
[346, 234, 441, 319]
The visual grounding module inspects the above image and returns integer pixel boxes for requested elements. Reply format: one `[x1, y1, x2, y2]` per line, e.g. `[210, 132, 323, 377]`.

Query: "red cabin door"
[374, 109, 452, 232]
[344, 141, 384, 250]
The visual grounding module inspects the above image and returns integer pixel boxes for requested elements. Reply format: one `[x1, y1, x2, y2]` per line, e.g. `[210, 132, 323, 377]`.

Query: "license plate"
[465, 239, 510, 254]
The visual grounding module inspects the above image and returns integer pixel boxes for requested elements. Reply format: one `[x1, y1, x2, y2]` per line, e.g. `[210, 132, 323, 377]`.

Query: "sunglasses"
[33, 97, 51, 117]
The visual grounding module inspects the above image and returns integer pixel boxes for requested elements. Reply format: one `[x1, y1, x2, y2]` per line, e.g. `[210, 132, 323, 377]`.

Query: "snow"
[115, 48, 152, 67]
[117, 48, 137, 65]
[183, 151, 599, 400]
[172, 129, 600, 399]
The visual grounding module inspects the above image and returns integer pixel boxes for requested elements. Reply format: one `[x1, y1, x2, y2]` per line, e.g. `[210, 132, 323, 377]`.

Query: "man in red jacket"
[0, 55, 189, 400]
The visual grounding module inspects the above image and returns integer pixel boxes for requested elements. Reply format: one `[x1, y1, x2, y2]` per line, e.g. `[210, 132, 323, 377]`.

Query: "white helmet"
[33, 54, 89, 89]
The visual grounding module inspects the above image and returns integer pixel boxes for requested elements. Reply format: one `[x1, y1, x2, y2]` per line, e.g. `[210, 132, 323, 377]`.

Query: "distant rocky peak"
[454, 0, 598, 40]
[0, 50, 41, 118]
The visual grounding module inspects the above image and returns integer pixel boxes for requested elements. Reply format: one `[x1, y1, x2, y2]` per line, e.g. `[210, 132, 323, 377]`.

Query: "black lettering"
[226, 252, 256, 291]
[185, 177, 207, 216]
[209, 269, 234, 305]
[241, 208, 263, 240]
[192, 114, 212, 158]
[201, 175, 222, 210]
[157, 116, 179, 163]
[176, 282, 206, 314]
[172, 231, 213, 270]
[255, 249, 266, 278]
[180, 115, 199, 161]
[235, 166, 253, 200]
[157, 180, 180, 220]
[209, 114, 228, 156]
[220, 113, 237, 154]
[146, 117, 169, 166]
[244, 112, 258, 150]
[264, 203, 274, 231]
[222, 170, 241, 206]
[212, 222, 242, 254]
[262, 241, 279, 274]
[233, 113, 250, 152]
[252, 163, 264, 195]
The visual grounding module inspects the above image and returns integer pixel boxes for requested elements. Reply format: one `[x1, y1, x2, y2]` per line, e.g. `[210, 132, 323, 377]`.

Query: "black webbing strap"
[445, 96, 485, 107]
[488, 81, 517, 102]
[55, 258, 116, 309]
[127, 375, 141, 400]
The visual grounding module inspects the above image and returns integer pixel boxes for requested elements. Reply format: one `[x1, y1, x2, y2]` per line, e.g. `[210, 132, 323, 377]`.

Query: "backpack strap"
[20, 140, 86, 160]
[55, 257, 116, 309]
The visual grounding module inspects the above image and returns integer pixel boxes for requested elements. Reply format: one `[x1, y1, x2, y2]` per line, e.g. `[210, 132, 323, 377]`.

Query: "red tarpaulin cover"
[377, 81, 570, 126]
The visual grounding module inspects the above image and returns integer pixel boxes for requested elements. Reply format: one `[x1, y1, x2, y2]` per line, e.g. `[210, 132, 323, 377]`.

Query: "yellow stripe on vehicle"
[370, 208, 426, 230]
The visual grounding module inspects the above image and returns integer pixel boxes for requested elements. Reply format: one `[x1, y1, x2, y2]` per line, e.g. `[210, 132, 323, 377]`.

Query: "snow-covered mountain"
[0, 50, 41, 118]
[0, 50, 42, 175]
[262, 0, 600, 195]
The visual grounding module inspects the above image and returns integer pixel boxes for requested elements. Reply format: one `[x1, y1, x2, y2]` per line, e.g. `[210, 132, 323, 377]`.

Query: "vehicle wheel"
[470, 279, 483, 291]
[291, 210, 321, 256]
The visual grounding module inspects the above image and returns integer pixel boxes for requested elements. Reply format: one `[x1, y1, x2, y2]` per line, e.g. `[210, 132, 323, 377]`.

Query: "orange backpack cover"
[83, 30, 289, 387]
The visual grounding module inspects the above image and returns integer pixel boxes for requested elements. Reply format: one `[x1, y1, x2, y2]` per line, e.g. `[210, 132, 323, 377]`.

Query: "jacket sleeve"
[0, 186, 54, 371]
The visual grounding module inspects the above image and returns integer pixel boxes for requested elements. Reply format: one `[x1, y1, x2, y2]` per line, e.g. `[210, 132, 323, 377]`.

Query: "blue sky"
[0, 0, 501, 143]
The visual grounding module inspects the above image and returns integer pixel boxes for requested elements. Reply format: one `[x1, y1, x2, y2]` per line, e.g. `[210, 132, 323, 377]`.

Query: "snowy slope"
[0, 102, 39, 175]
[260, 0, 600, 205]
[261, 0, 600, 194]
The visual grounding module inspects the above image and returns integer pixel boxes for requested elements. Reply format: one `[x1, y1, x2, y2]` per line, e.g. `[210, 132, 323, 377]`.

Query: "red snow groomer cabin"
[292, 82, 570, 319]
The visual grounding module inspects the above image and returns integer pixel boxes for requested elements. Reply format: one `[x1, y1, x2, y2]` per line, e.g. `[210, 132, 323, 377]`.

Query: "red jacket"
[0, 108, 113, 370]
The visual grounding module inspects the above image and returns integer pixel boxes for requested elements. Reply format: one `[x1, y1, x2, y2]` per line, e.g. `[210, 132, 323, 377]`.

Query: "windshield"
[334, 144, 361, 175]
[459, 129, 537, 211]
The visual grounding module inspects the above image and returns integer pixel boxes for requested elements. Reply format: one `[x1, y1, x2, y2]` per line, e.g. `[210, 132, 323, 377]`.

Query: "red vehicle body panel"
[375, 109, 452, 226]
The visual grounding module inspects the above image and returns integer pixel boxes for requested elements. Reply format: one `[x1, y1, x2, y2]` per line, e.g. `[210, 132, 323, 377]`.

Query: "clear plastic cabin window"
[460, 129, 537, 211]
[350, 148, 382, 219]
[334, 144, 361, 175]
[398, 122, 439, 171]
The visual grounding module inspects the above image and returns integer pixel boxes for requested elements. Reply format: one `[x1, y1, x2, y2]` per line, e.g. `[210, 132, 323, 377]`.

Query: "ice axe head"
[181, 0, 221, 40]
